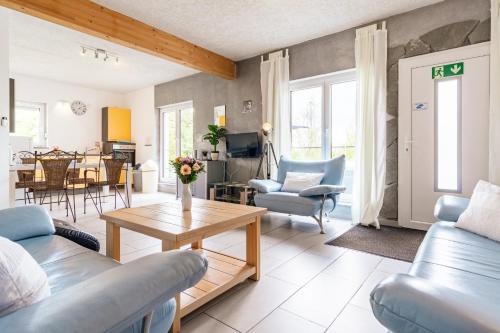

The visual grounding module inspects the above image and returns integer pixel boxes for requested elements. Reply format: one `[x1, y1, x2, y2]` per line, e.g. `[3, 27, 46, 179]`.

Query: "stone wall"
[381, 18, 491, 222]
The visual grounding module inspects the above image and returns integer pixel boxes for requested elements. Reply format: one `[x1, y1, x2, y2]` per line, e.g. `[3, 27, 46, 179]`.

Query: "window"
[289, 70, 357, 204]
[435, 78, 461, 192]
[14, 101, 47, 147]
[160, 101, 194, 185]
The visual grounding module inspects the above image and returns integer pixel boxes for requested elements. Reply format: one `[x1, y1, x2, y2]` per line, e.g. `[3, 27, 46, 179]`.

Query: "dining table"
[8, 161, 133, 208]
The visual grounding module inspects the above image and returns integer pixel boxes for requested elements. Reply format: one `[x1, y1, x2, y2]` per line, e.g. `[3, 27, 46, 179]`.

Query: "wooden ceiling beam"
[0, 0, 236, 79]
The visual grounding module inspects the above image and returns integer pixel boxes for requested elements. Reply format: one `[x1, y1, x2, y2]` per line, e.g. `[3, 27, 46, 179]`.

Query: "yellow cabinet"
[102, 107, 131, 142]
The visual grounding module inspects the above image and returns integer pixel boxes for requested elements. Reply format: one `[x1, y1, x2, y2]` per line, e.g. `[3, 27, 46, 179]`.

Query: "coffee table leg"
[163, 240, 182, 333]
[106, 222, 120, 261]
[191, 240, 203, 249]
[246, 216, 261, 281]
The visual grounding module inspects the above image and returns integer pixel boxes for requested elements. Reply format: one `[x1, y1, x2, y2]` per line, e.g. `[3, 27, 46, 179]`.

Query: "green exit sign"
[432, 62, 464, 79]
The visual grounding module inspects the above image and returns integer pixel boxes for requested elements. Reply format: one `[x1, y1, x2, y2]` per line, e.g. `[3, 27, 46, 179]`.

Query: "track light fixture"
[80, 45, 119, 64]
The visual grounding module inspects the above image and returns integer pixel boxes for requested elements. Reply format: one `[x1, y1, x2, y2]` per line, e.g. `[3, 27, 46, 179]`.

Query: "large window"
[160, 101, 194, 185]
[14, 101, 47, 147]
[289, 70, 356, 204]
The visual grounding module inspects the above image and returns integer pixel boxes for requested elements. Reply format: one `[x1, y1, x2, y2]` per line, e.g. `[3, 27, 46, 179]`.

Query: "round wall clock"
[71, 100, 88, 116]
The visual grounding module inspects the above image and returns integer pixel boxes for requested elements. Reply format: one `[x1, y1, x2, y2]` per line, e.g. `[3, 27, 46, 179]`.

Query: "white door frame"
[398, 42, 490, 230]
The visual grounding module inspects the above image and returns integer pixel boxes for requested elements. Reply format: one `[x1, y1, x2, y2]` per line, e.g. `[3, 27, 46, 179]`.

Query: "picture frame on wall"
[214, 105, 226, 127]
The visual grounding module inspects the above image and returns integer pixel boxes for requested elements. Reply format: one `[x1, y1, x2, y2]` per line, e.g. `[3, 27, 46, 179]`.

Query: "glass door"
[160, 101, 194, 187]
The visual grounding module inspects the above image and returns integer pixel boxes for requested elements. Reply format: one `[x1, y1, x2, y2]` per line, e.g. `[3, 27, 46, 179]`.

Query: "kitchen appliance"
[102, 141, 136, 166]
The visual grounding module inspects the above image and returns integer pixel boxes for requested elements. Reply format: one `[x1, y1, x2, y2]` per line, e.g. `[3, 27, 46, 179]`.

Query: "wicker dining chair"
[13, 151, 36, 204]
[29, 150, 78, 222]
[84, 152, 129, 214]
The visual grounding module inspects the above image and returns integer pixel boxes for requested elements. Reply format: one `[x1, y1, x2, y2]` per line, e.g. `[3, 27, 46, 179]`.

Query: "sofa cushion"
[411, 221, 500, 299]
[0, 236, 51, 316]
[277, 155, 345, 186]
[0, 205, 54, 241]
[248, 179, 282, 193]
[281, 172, 324, 193]
[254, 192, 333, 216]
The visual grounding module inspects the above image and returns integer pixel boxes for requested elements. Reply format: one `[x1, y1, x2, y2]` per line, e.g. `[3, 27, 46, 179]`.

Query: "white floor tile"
[205, 276, 299, 332]
[376, 258, 412, 274]
[280, 272, 361, 327]
[322, 250, 383, 285]
[248, 308, 325, 333]
[326, 304, 386, 333]
[181, 314, 237, 333]
[349, 270, 391, 310]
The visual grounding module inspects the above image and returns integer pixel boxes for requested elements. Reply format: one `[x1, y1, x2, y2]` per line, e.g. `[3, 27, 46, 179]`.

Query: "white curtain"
[490, 0, 500, 184]
[260, 50, 290, 178]
[352, 23, 387, 229]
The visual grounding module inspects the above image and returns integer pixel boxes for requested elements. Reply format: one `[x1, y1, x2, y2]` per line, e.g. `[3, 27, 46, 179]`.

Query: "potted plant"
[170, 156, 205, 211]
[202, 124, 227, 160]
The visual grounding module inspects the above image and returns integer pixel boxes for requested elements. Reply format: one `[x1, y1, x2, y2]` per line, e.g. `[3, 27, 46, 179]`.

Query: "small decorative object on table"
[202, 124, 227, 161]
[171, 156, 205, 211]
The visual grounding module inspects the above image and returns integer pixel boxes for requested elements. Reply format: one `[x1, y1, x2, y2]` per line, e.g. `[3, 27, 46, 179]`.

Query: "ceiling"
[9, 0, 442, 93]
[9, 11, 198, 93]
[94, 0, 443, 60]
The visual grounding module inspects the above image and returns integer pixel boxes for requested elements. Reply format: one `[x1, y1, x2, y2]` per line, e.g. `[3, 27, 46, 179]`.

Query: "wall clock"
[71, 100, 87, 116]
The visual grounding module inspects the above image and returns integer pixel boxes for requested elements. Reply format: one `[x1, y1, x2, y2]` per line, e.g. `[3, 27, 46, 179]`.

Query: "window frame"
[159, 100, 194, 185]
[14, 101, 48, 148]
[289, 69, 356, 160]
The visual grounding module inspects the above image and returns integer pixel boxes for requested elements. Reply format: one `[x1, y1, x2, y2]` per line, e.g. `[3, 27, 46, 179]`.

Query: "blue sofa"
[249, 156, 346, 233]
[0, 205, 208, 333]
[371, 195, 500, 333]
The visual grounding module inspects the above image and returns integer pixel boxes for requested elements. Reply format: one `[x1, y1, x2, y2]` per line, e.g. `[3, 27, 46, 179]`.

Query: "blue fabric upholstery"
[254, 192, 334, 217]
[277, 155, 345, 186]
[0, 207, 208, 333]
[433, 195, 470, 222]
[0, 205, 55, 241]
[371, 195, 500, 333]
[299, 184, 346, 197]
[248, 179, 282, 193]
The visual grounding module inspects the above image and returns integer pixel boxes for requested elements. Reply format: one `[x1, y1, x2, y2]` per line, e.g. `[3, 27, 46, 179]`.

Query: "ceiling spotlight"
[115, 57, 119, 64]
[94, 50, 98, 59]
[81, 45, 119, 64]
[80, 47, 86, 56]
[104, 54, 109, 62]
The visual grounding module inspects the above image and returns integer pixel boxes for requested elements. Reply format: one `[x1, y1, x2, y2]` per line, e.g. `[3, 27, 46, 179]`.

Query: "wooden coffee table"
[101, 198, 267, 333]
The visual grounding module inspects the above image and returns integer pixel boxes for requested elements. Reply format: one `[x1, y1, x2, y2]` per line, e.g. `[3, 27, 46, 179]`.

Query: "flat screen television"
[225, 132, 261, 158]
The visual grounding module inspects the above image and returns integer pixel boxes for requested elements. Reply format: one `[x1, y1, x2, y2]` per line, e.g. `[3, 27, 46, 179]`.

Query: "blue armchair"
[249, 156, 346, 233]
[0, 205, 208, 333]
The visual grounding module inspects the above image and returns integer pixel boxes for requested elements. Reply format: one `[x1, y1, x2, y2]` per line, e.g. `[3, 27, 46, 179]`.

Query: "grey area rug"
[326, 225, 427, 262]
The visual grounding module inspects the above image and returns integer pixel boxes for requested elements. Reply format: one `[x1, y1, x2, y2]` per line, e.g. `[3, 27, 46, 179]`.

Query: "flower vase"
[182, 183, 192, 211]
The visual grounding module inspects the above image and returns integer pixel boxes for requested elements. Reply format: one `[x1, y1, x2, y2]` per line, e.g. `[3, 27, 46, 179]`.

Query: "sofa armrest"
[0, 205, 55, 241]
[299, 184, 346, 197]
[248, 179, 282, 193]
[0, 250, 208, 333]
[434, 195, 470, 222]
[371, 274, 500, 333]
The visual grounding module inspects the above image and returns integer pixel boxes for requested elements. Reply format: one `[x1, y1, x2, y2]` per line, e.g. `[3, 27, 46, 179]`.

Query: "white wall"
[11, 74, 125, 152]
[125, 86, 156, 164]
[0, 9, 10, 209]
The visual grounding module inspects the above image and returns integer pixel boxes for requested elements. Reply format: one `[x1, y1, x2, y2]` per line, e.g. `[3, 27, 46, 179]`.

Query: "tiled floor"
[41, 191, 410, 333]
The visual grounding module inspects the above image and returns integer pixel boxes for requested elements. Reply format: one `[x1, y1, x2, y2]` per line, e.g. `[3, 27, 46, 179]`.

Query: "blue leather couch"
[249, 156, 346, 233]
[371, 195, 500, 333]
[0, 205, 208, 333]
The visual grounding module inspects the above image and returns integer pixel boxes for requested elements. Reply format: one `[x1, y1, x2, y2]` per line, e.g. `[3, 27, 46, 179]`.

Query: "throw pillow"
[281, 172, 324, 193]
[0, 236, 51, 316]
[456, 180, 500, 241]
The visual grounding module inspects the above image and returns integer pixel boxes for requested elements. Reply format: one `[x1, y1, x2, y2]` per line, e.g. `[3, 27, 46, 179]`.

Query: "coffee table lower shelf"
[180, 249, 256, 317]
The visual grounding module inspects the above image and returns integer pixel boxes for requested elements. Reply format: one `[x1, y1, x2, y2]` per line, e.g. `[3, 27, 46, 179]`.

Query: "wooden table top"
[101, 198, 267, 243]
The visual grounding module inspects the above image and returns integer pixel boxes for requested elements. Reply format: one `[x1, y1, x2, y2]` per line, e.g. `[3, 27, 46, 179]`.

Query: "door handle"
[404, 139, 415, 152]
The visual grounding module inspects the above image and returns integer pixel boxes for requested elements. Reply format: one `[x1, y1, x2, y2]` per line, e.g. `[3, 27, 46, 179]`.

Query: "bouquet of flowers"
[170, 156, 205, 184]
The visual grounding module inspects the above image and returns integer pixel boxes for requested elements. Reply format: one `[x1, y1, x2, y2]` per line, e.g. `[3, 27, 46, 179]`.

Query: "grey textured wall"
[155, 0, 490, 222]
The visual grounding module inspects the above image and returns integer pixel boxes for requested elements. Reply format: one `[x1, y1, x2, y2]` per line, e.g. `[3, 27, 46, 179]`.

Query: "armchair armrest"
[299, 184, 346, 197]
[248, 179, 282, 193]
[434, 195, 470, 222]
[371, 274, 500, 333]
[0, 250, 208, 333]
[0, 205, 55, 241]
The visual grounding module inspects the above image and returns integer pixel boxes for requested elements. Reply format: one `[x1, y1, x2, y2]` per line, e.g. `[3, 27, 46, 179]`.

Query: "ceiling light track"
[80, 45, 119, 63]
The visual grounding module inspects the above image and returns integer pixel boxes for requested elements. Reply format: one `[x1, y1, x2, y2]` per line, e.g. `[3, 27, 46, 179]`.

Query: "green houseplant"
[202, 124, 227, 160]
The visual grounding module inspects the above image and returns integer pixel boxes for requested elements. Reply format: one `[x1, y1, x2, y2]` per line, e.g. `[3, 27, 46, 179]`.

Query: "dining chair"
[29, 150, 78, 222]
[13, 151, 36, 204]
[84, 152, 129, 214]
